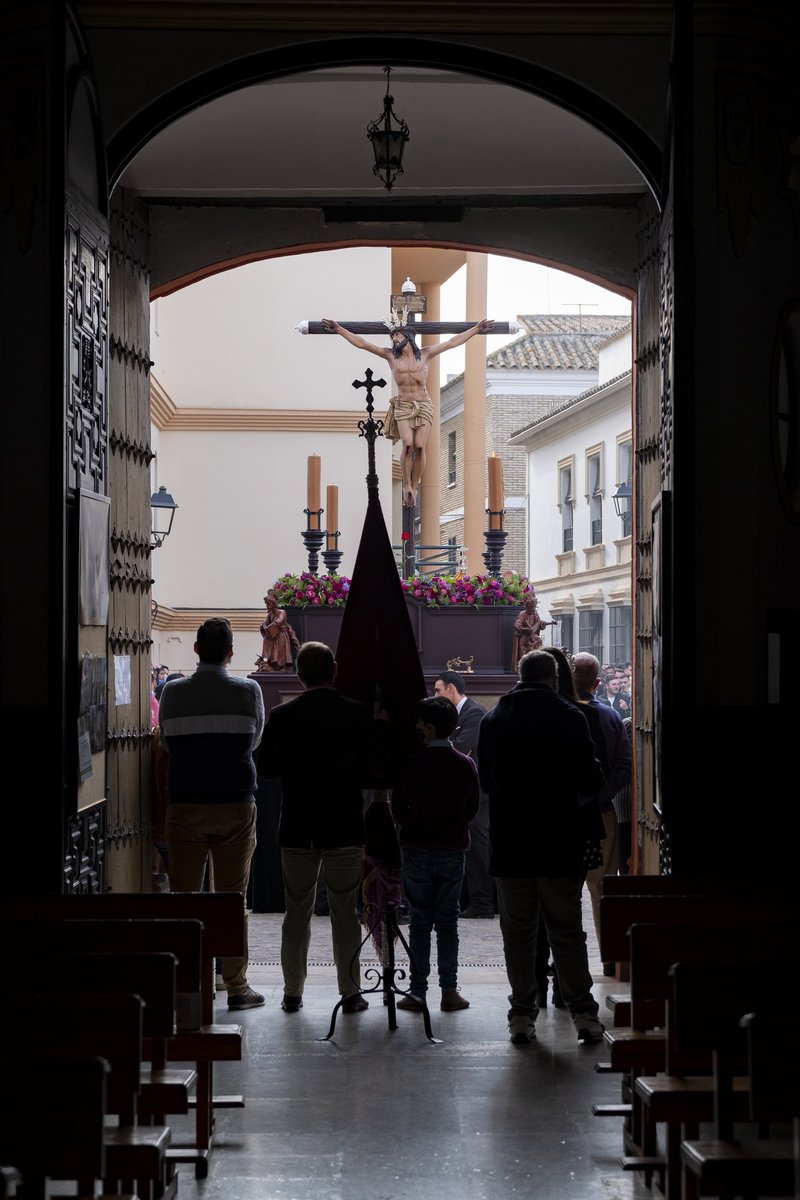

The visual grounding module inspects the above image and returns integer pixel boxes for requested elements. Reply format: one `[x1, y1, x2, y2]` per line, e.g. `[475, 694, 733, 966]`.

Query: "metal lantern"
[366, 67, 409, 192]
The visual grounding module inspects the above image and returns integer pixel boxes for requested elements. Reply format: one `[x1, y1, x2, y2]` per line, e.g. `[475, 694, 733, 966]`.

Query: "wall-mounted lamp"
[366, 66, 409, 192]
[151, 485, 178, 549]
[612, 480, 632, 518]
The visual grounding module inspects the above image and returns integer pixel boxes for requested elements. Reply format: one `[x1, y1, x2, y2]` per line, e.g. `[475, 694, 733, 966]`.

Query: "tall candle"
[488, 453, 504, 529]
[326, 484, 339, 551]
[307, 455, 321, 527]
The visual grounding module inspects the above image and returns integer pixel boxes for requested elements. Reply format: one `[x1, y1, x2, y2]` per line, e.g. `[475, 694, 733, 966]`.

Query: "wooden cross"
[297, 320, 517, 336]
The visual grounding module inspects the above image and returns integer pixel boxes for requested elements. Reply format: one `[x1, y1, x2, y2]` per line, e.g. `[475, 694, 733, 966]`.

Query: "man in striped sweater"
[159, 617, 266, 1010]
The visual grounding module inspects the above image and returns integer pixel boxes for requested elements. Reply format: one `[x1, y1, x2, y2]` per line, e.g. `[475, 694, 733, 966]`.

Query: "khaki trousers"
[584, 807, 619, 956]
[166, 801, 257, 995]
[280, 846, 364, 997]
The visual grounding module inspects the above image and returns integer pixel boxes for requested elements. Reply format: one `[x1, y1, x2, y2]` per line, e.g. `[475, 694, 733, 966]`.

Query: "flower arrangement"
[271, 572, 350, 608]
[271, 571, 536, 609]
[400, 573, 537, 607]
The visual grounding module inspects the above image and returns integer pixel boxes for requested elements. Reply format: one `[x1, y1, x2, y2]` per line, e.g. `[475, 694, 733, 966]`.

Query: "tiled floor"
[168, 897, 650, 1200]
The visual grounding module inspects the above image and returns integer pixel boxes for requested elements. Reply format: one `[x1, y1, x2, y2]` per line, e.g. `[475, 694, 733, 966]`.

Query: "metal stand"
[482, 511, 508, 576]
[320, 902, 441, 1044]
[301, 510, 325, 572]
[321, 535, 343, 575]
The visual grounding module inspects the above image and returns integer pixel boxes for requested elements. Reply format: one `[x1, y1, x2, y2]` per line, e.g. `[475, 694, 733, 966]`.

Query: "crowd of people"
[151, 620, 633, 1046]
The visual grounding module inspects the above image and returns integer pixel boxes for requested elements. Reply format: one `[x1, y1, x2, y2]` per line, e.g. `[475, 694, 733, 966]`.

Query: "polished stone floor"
[168, 898, 650, 1200]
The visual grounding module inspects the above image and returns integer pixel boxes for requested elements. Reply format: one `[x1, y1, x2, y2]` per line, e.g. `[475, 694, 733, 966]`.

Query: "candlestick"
[307, 455, 321, 527]
[488, 454, 504, 530]
[325, 485, 338, 551]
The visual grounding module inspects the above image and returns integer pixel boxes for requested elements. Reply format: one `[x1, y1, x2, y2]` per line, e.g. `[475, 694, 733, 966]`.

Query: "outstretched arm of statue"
[321, 318, 390, 360]
[423, 319, 495, 361]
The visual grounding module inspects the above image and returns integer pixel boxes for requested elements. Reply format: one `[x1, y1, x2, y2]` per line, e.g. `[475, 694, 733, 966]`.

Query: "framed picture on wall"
[79, 490, 110, 626]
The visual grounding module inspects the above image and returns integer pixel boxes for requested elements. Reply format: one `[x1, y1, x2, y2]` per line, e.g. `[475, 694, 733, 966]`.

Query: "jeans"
[496, 874, 599, 1021]
[402, 848, 465, 996]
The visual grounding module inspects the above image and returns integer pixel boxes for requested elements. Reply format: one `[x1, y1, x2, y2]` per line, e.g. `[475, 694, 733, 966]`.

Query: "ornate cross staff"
[352, 367, 386, 494]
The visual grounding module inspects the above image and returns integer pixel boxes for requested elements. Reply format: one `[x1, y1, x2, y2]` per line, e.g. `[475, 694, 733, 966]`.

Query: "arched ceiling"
[119, 67, 647, 204]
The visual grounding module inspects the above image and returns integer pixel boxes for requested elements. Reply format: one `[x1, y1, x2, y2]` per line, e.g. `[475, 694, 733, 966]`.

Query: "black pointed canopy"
[334, 489, 425, 758]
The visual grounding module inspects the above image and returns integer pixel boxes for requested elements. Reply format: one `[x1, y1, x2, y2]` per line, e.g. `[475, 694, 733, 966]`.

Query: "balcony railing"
[393, 543, 465, 575]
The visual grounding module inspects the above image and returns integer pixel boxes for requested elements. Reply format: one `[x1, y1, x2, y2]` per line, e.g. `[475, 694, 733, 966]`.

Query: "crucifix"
[297, 285, 517, 512]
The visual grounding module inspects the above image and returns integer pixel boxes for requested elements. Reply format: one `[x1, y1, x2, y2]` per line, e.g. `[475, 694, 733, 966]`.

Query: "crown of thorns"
[383, 305, 410, 332]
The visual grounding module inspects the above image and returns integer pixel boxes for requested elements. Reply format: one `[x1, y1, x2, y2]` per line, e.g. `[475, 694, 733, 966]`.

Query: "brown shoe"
[440, 989, 470, 1011]
[396, 994, 425, 1012]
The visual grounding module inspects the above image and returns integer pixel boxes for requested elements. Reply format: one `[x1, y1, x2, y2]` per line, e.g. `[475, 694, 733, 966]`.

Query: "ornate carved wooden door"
[105, 191, 154, 892]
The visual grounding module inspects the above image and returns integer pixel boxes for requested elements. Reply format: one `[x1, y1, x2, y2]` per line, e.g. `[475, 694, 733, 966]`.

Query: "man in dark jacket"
[258, 641, 385, 1014]
[434, 670, 494, 918]
[477, 650, 606, 1045]
[573, 652, 632, 972]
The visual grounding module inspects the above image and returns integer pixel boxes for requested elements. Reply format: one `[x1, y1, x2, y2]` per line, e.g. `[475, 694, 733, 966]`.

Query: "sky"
[437, 256, 633, 378]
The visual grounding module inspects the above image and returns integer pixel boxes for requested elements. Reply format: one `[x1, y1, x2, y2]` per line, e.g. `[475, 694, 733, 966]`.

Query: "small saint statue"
[511, 593, 556, 672]
[255, 591, 300, 672]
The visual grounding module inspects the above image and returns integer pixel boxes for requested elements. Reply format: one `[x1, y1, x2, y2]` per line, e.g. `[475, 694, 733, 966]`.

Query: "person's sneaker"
[508, 1012, 536, 1044]
[602, 962, 616, 977]
[341, 994, 369, 1013]
[574, 1014, 605, 1043]
[215, 974, 227, 991]
[280, 993, 303, 1012]
[459, 906, 495, 919]
[396, 994, 425, 1012]
[440, 988, 470, 1011]
[227, 986, 265, 1011]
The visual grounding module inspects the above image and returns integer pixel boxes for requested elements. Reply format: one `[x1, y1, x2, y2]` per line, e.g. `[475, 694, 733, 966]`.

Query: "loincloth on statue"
[383, 395, 434, 443]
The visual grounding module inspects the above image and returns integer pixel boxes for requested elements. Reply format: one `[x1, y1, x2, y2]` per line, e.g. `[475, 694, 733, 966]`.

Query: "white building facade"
[510, 327, 633, 667]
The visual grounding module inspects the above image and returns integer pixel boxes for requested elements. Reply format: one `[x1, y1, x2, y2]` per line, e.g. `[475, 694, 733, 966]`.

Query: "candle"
[326, 484, 338, 551]
[307, 455, 321, 527]
[488, 453, 504, 529]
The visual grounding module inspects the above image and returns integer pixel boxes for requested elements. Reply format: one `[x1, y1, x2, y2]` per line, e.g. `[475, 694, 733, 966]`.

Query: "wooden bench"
[13, 950, 197, 1122]
[598, 875, 800, 1024]
[0, 1056, 109, 1200]
[0, 915, 225, 1175]
[599, 892, 800, 1026]
[0, 892, 247, 1178]
[0, 992, 175, 1200]
[673, 964, 797, 1199]
[624, 925, 796, 1198]
[593, 896, 800, 1170]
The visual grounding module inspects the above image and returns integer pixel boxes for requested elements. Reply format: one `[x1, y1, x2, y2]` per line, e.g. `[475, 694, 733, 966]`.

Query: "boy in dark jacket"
[390, 697, 480, 1012]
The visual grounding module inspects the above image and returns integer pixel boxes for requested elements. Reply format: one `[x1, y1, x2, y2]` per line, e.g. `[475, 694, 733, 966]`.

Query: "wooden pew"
[13, 950, 197, 1122]
[0, 1057, 109, 1200]
[625, 926, 795, 1199]
[598, 875, 800, 1025]
[592, 896, 800, 1170]
[599, 892, 800, 1026]
[674, 964, 796, 1199]
[0, 892, 247, 1178]
[0, 916, 220, 1175]
[0, 993, 174, 1200]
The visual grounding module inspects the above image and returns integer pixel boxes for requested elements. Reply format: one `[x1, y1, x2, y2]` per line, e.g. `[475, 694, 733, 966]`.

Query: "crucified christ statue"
[321, 316, 495, 507]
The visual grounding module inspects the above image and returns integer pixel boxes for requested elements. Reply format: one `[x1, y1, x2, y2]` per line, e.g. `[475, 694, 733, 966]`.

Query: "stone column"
[463, 253, 489, 573]
[419, 281, 441, 549]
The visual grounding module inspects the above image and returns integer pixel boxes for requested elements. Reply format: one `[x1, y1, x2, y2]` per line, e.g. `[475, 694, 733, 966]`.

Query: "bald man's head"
[572, 652, 601, 697]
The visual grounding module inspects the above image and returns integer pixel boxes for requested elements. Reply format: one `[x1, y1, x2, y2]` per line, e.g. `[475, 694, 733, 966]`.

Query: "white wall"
[151, 247, 391, 410]
[150, 248, 395, 609]
[597, 330, 632, 384]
